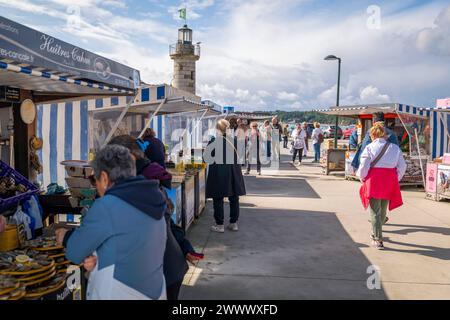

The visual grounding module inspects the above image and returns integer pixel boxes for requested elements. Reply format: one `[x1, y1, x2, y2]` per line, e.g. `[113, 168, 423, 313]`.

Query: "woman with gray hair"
[56, 145, 167, 300]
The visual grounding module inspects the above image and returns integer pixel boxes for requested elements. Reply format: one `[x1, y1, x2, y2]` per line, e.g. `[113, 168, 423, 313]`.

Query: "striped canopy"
[0, 61, 134, 97]
[315, 103, 431, 118]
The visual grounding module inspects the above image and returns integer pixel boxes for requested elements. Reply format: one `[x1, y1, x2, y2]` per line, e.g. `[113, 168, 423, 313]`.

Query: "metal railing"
[169, 43, 201, 58]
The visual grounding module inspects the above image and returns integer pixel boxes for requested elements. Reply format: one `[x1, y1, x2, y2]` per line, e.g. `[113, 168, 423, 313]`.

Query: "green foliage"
[269, 110, 356, 125]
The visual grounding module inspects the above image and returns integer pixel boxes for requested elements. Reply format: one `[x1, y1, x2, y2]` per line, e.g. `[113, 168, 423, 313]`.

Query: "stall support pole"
[101, 93, 138, 148]
[138, 98, 167, 139]
[334, 59, 341, 148]
[415, 128, 426, 186]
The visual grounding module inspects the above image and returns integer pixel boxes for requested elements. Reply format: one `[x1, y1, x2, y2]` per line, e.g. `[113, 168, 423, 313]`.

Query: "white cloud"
[415, 5, 450, 56]
[359, 86, 391, 104]
[277, 91, 299, 102]
[1, 0, 449, 110]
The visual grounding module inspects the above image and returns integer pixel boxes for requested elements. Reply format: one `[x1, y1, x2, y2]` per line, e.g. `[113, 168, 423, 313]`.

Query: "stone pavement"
[179, 148, 450, 300]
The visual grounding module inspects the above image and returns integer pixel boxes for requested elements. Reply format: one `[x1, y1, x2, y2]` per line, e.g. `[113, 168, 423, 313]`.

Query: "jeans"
[292, 148, 303, 162]
[369, 198, 389, 241]
[313, 143, 321, 161]
[213, 196, 240, 225]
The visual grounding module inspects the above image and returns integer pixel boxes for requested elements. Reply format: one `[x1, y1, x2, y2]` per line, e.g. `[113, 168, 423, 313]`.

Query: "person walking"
[311, 122, 323, 163]
[302, 122, 310, 158]
[56, 145, 167, 300]
[206, 119, 246, 233]
[282, 125, 289, 149]
[271, 116, 283, 161]
[246, 122, 262, 175]
[263, 120, 272, 160]
[357, 123, 406, 250]
[291, 123, 306, 165]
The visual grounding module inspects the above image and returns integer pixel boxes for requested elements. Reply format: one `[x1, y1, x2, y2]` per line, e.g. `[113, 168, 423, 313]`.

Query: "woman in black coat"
[205, 119, 246, 233]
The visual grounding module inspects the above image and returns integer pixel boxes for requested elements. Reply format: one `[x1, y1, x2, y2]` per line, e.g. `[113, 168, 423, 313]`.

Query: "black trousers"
[247, 160, 261, 173]
[167, 280, 183, 300]
[283, 136, 288, 148]
[213, 196, 240, 225]
[292, 148, 303, 162]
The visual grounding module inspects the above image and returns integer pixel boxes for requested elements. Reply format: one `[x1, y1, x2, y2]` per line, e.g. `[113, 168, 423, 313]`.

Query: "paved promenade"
[180, 149, 450, 299]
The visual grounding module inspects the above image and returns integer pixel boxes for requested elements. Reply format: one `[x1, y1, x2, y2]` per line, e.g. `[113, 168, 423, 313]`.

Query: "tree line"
[270, 111, 356, 126]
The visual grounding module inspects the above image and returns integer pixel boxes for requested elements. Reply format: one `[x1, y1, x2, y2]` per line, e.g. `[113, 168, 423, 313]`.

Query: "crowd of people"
[40, 111, 406, 301]
[55, 130, 204, 300]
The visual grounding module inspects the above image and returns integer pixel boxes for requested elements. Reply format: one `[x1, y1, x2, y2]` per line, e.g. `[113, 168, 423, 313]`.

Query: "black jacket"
[136, 161, 188, 287]
[205, 135, 246, 199]
[144, 136, 166, 168]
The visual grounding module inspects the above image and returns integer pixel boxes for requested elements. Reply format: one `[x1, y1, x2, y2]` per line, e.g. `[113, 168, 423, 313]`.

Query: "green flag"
[179, 8, 186, 20]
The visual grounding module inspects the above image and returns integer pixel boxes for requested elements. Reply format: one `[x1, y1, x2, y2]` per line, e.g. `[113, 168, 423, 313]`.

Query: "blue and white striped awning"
[0, 60, 135, 96]
[315, 103, 431, 118]
[431, 107, 450, 159]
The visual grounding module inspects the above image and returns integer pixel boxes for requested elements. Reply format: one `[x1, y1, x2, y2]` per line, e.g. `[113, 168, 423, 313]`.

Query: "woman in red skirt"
[357, 122, 407, 250]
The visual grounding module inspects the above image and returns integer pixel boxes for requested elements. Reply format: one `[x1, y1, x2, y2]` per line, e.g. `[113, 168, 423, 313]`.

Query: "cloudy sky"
[1, 0, 449, 110]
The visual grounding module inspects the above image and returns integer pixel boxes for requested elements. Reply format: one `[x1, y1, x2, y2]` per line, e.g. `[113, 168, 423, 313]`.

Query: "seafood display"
[0, 177, 28, 199]
[0, 249, 53, 274]
[23, 236, 63, 250]
[0, 241, 73, 299]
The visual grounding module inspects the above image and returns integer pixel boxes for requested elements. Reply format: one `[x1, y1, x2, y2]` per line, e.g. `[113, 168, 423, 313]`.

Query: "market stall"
[86, 87, 219, 232]
[317, 103, 431, 185]
[0, 16, 139, 300]
[425, 101, 450, 201]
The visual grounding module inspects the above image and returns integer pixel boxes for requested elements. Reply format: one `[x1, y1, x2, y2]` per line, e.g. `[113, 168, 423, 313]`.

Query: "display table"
[183, 174, 196, 231]
[38, 194, 83, 226]
[427, 161, 450, 201]
[196, 167, 207, 217]
[345, 149, 358, 180]
[322, 148, 346, 175]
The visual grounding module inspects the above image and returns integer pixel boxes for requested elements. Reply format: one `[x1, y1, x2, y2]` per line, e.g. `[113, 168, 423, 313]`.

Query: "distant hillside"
[270, 111, 356, 125]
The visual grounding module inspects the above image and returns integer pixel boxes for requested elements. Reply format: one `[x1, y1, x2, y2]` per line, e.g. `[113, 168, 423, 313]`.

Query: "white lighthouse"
[170, 25, 200, 95]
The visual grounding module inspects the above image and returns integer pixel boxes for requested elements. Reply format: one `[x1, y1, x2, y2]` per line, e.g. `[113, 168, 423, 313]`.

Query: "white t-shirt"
[356, 138, 407, 181]
[291, 129, 306, 149]
[311, 128, 323, 145]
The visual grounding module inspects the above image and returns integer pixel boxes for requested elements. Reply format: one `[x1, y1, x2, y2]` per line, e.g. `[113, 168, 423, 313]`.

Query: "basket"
[0, 225, 19, 252]
[0, 161, 39, 213]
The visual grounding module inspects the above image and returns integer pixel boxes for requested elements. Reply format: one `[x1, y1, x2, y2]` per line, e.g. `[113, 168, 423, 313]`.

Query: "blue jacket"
[351, 127, 399, 169]
[349, 130, 358, 149]
[64, 176, 167, 300]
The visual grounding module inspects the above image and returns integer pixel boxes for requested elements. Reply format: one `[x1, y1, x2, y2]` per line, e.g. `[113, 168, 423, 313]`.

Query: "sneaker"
[227, 223, 239, 231]
[371, 236, 385, 250]
[244, 171, 250, 175]
[211, 225, 225, 233]
[257, 171, 261, 176]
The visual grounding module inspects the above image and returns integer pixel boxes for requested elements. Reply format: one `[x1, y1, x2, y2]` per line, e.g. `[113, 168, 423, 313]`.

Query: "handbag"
[370, 142, 391, 168]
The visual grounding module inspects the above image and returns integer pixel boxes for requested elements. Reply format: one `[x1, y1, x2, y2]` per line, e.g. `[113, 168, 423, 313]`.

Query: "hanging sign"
[0, 86, 20, 102]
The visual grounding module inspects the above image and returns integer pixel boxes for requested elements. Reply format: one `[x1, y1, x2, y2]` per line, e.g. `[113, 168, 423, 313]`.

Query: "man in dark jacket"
[352, 112, 399, 169]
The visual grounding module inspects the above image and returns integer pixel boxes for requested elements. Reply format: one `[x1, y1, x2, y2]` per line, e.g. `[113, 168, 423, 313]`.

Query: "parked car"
[343, 125, 356, 139]
[323, 125, 343, 139]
